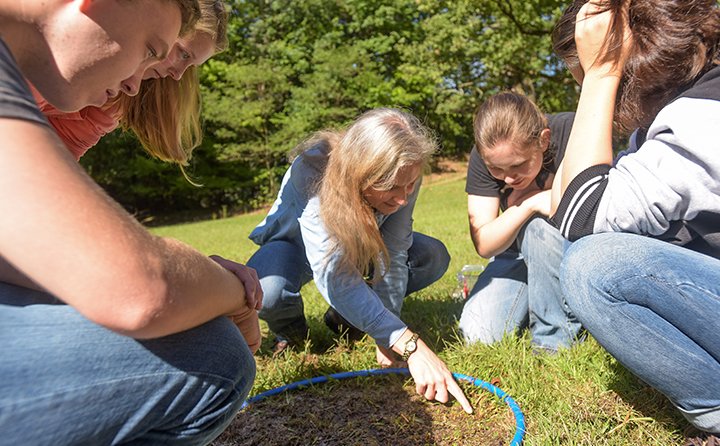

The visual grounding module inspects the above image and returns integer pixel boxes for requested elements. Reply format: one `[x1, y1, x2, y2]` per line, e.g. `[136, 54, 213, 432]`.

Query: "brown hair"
[553, 0, 720, 134]
[313, 109, 437, 280]
[473, 91, 548, 156]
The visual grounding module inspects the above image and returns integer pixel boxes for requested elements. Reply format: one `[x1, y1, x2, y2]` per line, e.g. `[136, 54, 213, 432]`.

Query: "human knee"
[458, 314, 506, 345]
[182, 317, 257, 388]
[256, 275, 290, 313]
[561, 233, 631, 309]
[414, 235, 450, 280]
[429, 239, 451, 279]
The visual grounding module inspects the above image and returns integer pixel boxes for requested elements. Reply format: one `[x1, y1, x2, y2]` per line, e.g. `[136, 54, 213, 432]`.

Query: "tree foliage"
[83, 0, 578, 217]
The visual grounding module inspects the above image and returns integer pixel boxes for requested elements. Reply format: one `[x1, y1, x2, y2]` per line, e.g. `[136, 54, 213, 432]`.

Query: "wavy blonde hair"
[111, 0, 228, 169]
[313, 108, 437, 280]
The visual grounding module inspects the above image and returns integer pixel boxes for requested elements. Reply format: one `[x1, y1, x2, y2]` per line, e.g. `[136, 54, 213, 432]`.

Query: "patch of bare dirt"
[212, 374, 517, 446]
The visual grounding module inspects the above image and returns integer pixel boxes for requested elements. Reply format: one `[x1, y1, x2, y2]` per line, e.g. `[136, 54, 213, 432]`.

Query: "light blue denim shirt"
[249, 144, 418, 347]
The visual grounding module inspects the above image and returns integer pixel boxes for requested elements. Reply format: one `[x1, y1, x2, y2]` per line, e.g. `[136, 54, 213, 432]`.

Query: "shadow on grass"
[255, 286, 464, 359]
[400, 290, 465, 354]
[606, 357, 691, 438]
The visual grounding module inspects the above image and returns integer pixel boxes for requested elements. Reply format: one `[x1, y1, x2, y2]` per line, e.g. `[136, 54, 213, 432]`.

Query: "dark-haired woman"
[547, 0, 720, 434]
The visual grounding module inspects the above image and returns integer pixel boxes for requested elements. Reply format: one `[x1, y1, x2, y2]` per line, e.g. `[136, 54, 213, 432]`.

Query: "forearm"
[553, 3, 630, 212]
[124, 237, 249, 339]
[0, 256, 43, 291]
[556, 75, 618, 201]
[0, 121, 248, 338]
[470, 202, 538, 258]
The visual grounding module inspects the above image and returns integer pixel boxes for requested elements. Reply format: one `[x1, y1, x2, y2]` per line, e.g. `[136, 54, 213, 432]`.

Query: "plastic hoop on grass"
[241, 367, 526, 446]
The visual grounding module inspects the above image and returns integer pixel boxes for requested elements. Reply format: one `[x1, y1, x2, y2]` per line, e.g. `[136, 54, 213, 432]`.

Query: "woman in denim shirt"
[248, 108, 472, 412]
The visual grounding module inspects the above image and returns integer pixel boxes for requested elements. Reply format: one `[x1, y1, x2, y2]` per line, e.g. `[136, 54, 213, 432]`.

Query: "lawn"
[151, 172, 691, 445]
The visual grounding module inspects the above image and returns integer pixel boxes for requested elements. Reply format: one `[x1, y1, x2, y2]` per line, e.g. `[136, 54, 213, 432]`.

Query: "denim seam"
[504, 282, 526, 334]
[606, 273, 719, 305]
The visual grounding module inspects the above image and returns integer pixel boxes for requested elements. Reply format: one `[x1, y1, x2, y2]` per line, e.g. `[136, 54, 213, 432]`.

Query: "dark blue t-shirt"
[465, 112, 575, 210]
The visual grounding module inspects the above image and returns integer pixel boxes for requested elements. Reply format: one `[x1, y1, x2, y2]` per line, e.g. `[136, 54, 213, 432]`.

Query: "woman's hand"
[407, 339, 473, 414]
[575, 1, 633, 80]
[210, 255, 263, 311]
[517, 189, 552, 216]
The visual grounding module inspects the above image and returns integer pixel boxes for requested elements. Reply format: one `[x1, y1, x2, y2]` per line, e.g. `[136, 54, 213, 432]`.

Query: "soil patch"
[212, 374, 517, 446]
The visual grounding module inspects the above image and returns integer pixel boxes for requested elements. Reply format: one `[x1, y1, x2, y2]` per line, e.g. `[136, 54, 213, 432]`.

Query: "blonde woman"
[32, 0, 228, 166]
[248, 108, 472, 413]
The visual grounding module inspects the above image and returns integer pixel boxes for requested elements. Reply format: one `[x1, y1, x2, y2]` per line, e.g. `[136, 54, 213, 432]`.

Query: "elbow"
[88, 271, 172, 339]
[472, 239, 495, 259]
[475, 246, 497, 259]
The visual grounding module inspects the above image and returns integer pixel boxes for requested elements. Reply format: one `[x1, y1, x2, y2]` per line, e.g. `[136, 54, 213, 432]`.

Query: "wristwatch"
[401, 333, 419, 361]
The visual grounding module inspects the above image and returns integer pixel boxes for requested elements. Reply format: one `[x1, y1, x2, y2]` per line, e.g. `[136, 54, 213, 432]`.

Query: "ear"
[539, 128, 551, 152]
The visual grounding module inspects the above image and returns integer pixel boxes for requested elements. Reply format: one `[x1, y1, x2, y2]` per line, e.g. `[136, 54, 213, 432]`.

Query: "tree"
[84, 0, 578, 218]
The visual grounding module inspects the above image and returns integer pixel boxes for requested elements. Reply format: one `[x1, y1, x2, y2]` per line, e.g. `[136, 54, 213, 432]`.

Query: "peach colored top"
[30, 83, 121, 160]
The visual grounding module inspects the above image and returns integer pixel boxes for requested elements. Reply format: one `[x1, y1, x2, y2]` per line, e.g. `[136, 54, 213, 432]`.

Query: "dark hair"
[553, 0, 720, 134]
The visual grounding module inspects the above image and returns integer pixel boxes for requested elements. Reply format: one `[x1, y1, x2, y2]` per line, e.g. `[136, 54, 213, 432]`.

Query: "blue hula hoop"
[241, 367, 526, 445]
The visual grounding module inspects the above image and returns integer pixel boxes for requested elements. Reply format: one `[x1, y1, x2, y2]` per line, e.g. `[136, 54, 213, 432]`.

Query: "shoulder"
[548, 113, 575, 147]
[466, 146, 503, 196]
[0, 39, 49, 127]
[645, 96, 720, 159]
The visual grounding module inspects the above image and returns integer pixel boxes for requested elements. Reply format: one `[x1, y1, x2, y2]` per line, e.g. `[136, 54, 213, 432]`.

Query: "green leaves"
[85, 0, 579, 217]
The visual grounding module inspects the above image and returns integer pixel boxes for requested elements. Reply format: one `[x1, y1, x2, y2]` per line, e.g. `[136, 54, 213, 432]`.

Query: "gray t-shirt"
[0, 38, 49, 127]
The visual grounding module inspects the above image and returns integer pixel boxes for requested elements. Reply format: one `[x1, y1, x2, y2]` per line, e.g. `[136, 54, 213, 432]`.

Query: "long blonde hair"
[111, 0, 228, 168]
[315, 108, 437, 280]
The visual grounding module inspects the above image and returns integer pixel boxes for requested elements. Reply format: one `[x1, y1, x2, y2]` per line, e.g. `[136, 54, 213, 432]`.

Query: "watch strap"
[401, 333, 419, 361]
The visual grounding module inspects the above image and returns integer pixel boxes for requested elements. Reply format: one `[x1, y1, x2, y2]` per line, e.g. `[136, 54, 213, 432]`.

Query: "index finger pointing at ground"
[448, 378, 474, 414]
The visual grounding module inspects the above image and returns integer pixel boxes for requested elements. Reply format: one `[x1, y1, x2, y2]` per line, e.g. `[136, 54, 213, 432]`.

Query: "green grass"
[151, 175, 690, 445]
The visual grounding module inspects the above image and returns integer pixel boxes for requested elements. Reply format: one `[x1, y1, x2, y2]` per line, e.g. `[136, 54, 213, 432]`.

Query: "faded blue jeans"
[248, 232, 450, 341]
[0, 282, 256, 445]
[459, 217, 583, 351]
[561, 233, 720, 433]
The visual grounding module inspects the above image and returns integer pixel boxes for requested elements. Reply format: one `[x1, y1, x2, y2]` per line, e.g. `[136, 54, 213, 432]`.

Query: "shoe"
[685, 433, 720, 446]
[272, 338, 292, 357]
[323, 307, 365, 342]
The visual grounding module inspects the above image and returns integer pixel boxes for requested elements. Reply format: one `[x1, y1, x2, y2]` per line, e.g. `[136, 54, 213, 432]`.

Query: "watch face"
[407, 340, 417, 351]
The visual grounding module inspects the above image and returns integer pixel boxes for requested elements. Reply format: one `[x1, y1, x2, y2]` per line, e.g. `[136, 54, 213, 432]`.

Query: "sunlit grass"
[151, 174, 689, 445]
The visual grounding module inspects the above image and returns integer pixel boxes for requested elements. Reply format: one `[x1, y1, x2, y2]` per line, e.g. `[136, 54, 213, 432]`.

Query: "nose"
[504, 175, 519, 185]
[169, 60, 191, 81]
[120, 72, 143, 96]
[392, 185, 413, 206]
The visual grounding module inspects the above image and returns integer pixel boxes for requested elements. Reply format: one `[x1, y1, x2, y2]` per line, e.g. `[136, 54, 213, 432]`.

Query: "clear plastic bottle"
[452, 264, 485, 300]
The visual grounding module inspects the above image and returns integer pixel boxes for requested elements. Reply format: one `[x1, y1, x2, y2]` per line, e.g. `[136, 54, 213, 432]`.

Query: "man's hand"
[209, 255, 263, 311]
[229, 310, 261, 354]
[210, 255, 263, 354]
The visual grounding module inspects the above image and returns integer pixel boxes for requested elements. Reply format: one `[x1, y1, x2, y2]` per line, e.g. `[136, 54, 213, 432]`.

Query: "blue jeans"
[248, 232, 450, 340]
[458, 249, 528, 344]
[0, 282, 256, 445]
[523, 218, 582, 351]
[459, 218, 582, 351]
[561, 233, 720, 433]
